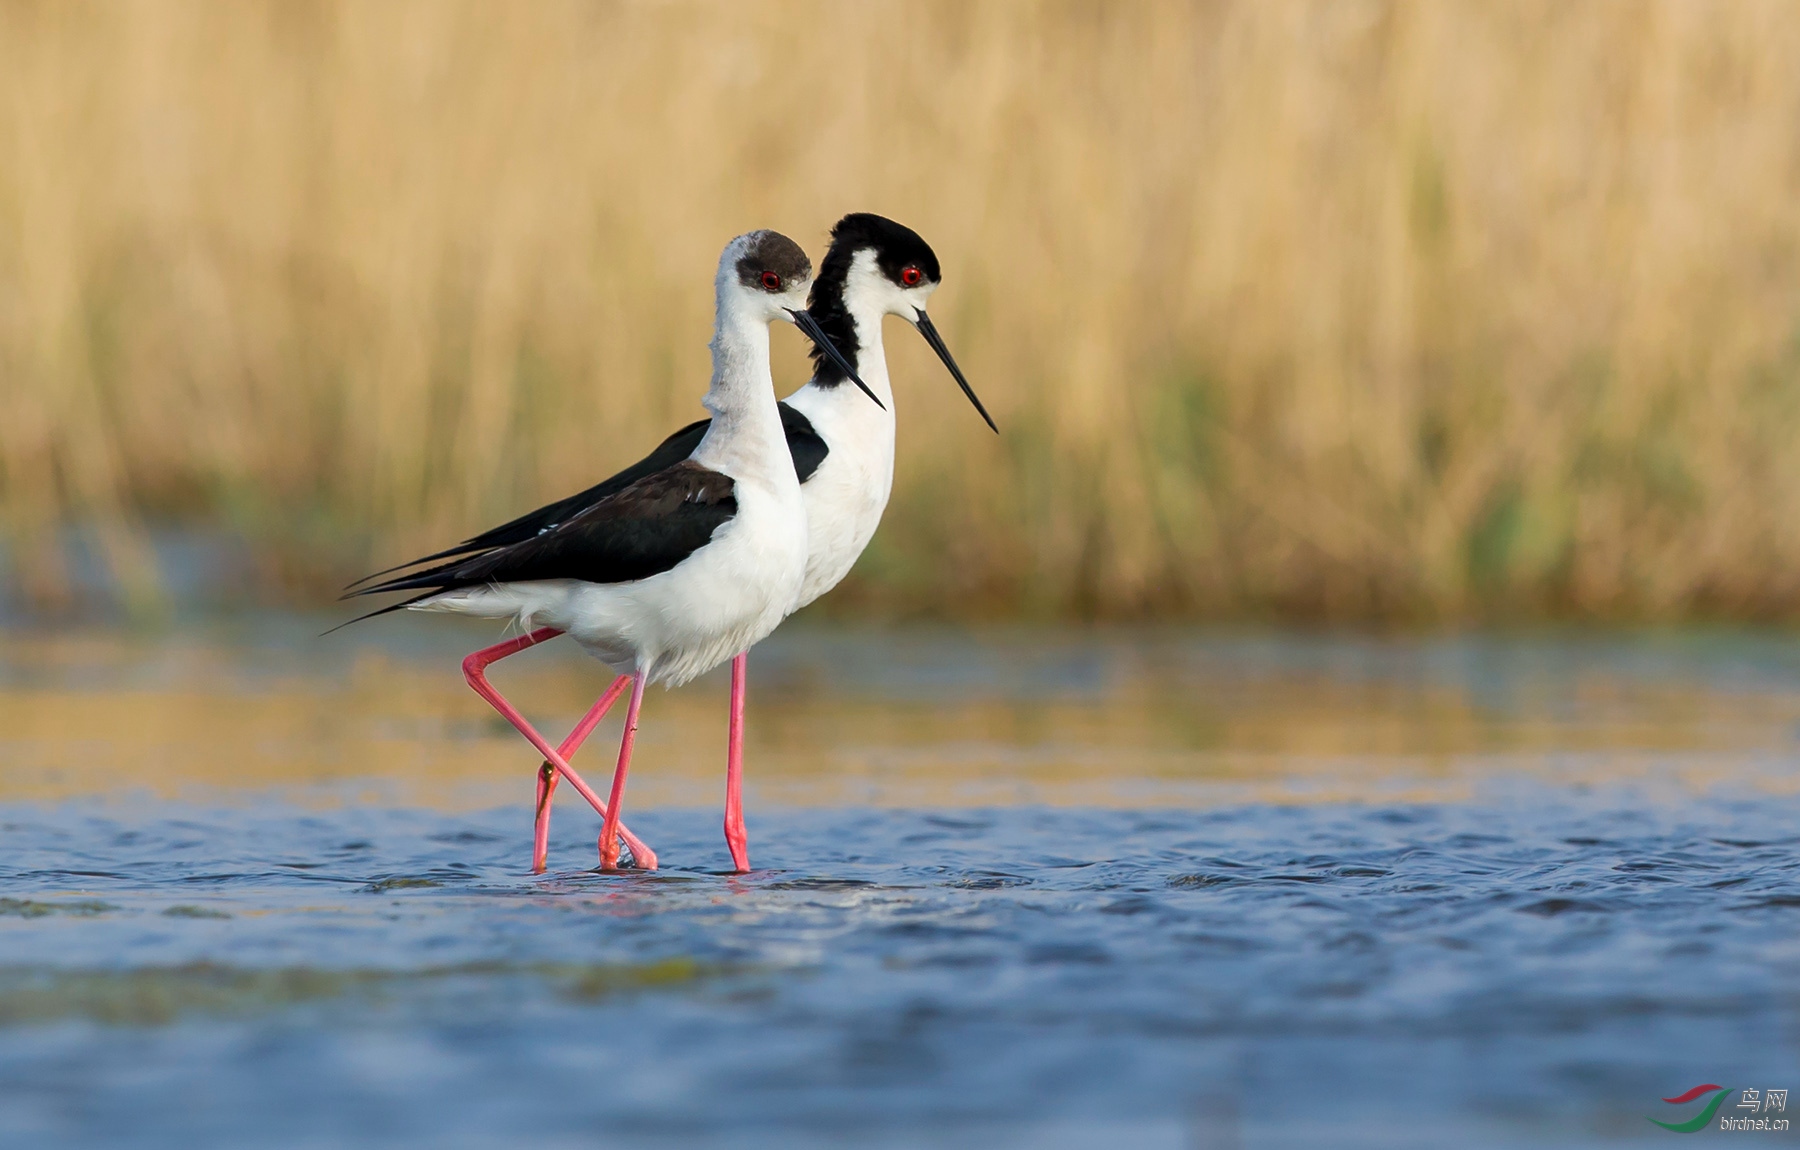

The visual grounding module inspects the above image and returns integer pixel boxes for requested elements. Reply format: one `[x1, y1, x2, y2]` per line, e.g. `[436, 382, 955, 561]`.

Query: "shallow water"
[3, 621, 1800, 1147]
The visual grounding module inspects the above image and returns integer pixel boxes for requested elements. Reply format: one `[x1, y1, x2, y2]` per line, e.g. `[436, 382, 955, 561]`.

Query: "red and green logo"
[1649, 1084, 1730, 1132]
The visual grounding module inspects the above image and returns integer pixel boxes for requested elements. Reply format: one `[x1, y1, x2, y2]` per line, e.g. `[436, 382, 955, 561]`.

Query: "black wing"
[347, 404, 828, 589]
[781, 403, 829, 484]
[350, 461, 736, 610]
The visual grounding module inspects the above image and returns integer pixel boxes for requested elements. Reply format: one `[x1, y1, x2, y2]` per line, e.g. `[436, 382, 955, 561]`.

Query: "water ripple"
[0, 791, 1797, 1146]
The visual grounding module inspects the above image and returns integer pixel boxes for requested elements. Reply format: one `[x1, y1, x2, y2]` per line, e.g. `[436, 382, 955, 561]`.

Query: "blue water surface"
[3, 788, 1799, 1148]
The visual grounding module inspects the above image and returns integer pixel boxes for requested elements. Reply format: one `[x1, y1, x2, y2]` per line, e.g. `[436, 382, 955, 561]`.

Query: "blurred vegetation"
[2, 1, 1799, 621]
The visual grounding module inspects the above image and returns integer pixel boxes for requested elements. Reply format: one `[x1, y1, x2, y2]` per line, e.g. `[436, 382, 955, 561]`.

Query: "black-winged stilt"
[469, 214, 989, 619]
[342, 231, 868, 874]
[776, 212, 993, 609]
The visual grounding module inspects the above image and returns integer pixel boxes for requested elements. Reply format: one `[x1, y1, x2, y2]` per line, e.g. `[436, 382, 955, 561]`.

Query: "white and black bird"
[342, 230, 869, 874]
[778, 213, 994, 610]
[567, 215, 992, 618]
[394, 215, 990, 617]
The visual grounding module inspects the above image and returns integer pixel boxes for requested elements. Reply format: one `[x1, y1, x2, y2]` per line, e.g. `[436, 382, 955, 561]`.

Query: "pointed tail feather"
[341, 541, 489, 591]
[321, 591, 440, 636]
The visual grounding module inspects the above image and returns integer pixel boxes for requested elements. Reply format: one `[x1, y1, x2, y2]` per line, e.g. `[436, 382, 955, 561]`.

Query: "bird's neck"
[805, 253, 896, 412]
[793, 299, 895, 416]
[695, 298, 789, 481]
[783, 299, 898, 488]
[839, 303, 896, 411]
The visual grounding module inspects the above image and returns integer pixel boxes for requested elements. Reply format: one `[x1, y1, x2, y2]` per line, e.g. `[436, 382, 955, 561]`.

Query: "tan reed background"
[2, 0, 1798, 621]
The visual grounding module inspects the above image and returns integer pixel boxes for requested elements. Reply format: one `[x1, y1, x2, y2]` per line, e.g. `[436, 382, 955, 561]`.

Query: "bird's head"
[721, 229, 815, 322]
[719, 229, 872, 399]
[805, 213, 995, 432]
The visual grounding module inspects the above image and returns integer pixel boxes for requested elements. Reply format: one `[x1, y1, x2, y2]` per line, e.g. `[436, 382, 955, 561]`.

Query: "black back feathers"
[353, 460, 737, 600]
[341, 403, 830, 615]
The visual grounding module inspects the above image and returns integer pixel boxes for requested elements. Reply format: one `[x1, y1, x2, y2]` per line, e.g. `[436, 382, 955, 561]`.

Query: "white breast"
[571, 473, 808, 685]
[783, 379, 896, 612]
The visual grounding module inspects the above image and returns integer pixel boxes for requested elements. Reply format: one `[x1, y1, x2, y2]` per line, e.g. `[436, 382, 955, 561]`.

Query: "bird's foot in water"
[599, 835, 658, 872]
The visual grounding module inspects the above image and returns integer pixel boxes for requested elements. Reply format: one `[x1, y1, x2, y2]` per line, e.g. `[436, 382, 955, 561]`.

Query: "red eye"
[900, 266, 923, 287]
[761, 271, 782, 291]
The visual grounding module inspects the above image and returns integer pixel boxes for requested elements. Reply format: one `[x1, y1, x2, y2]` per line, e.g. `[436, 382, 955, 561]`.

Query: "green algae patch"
[0, 964, 373, 1026]
[161, 905, 233, 919]
[556, 957, 715, 1001]
[0, 898, 118, 918]
[0, 959, 746, 1027]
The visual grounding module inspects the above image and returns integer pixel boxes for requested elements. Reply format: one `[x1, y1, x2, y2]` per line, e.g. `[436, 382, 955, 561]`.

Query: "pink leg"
[461, 630, 657, 869]
[532, 673, 631, 873]
[531, 762, 556, 873]
[724, 651, 750, 872]
[598, 672, 647, 870]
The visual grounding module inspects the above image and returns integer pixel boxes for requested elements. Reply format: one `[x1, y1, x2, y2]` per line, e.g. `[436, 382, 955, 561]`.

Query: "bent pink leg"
[598, 672, 647, 870]
[461, 632, 657, 869]
[724, 651, 750, 872]
[532, 673, 631, 873]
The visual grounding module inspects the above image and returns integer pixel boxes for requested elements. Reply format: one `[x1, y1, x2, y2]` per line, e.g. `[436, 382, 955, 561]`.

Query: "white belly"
[412, 479, 808, 687]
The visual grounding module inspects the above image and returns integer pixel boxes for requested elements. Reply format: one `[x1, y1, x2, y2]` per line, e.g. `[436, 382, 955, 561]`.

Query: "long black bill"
[787, 308, 884, 410]
[914, 309, 997, 433]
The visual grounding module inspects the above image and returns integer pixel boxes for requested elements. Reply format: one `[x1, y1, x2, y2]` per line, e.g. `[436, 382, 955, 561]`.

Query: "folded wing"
[349, 461, 737, 616]
[348, 404, 827, 589]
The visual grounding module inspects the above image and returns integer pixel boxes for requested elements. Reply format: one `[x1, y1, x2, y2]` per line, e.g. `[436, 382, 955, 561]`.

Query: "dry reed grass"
[2, 0, 1799, 620]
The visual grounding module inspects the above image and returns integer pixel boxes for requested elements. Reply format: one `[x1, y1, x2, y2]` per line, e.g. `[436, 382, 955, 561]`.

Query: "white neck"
[842, 301, 896, 411]
[786, 298, 898, 420]
[702, 290, 774, 416]
[780, 295, 899, 507]
[692, 288, 789, 483]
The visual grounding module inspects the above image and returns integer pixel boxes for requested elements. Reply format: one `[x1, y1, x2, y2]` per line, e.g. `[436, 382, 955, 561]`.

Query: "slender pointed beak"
[787, 308, 884, 410]
[913, 309, 996, 433]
